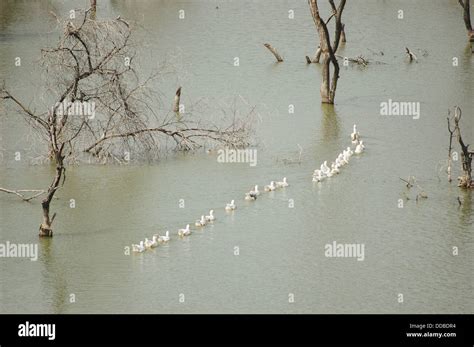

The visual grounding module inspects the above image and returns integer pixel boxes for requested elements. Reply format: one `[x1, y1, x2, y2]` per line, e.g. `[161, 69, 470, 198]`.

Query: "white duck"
[343, 149, 352, 163]
[251, 185, 260, 196]
[225, 200, 236, 211]
[178, 224, 191, 237]
[245, 192, 257, 200]
[331, 162, 340, 175]
[205, 209, 215, 222]
[321, 161, 330, 176]
[264, 181, 276, 192]
[195, 215, 207, 227]
[355, 140, 365, 154]
[157, 231, 170, 243]
[132, 241, 146, 253]
[338, 153, 348, 166]
[276, 177, 289, 188]
[351, 124, 360, 144]
[246, 185, 259, 199]
[145, 235, 158, 248]
[313, 170, 324, 182]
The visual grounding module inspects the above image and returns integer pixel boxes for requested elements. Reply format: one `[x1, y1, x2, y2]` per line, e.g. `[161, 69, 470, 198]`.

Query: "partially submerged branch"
[0, 187, 46, 202]
[405, 47, 417, 62]
[335, 54, 369, 66]
[173, 86, 182, 113]
[399, 176, 428, 201]
[263, 43, 284, 62]
[447, 113, 455, 182]
[341, 23, 347, 42]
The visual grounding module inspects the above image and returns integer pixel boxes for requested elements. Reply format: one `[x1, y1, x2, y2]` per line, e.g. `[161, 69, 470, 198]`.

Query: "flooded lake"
[0, 0, 473, 313]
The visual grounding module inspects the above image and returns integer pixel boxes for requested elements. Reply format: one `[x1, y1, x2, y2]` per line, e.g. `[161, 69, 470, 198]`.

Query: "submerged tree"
[308, 0, 346, 104]
[447, 106, 473, 188]
[1, 10, 253, 236]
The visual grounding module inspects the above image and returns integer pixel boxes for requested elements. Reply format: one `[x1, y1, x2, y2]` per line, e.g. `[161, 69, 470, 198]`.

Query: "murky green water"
[0, 0, 473, 313]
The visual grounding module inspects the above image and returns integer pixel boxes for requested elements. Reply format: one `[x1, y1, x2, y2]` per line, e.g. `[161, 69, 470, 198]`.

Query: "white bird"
[346, 146, 354, 156]
[205, 209, 216, 222]
[146, 235, 158, 248]
[312, 170, 324, 182]
[246, 185, 259, 199]
[245, 192, 257, 200]
[355, 140, 365, 154]
[264, 181, 276, 191]
[195, 215, 207, 227]
[178, 224, 191, 237]
[132, 241, 146, 253]
[337, 153, 347, 166]
[343, 148, 352, 162]
[144, 237, 153, 249]
[157, 231, 170, 243]
[225, 200, 236, 211]
[251, 185, 260, 196]
[351, 124, 360, 144]
[276, 177, 289, 188]
[321, 161, 330, 176]
[330, 162, 340, 175]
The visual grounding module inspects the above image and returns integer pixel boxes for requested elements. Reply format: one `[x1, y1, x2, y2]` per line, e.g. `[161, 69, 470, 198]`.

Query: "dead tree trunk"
[449, 106, 473, 188]
[308, 0, 345, 104]
[458, 0, 474, 42]
[39, 145, 65, 236]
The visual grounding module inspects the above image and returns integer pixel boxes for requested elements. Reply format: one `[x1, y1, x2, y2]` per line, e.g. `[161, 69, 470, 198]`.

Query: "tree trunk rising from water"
[448, 106, 473, 188]
[308, 0, 346, 104]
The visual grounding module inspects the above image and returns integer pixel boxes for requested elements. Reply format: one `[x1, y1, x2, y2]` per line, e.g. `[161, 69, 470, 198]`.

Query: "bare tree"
[308, 0, 346, 104]
[1, 10, 254, 236]
[447, 106, 473, 188]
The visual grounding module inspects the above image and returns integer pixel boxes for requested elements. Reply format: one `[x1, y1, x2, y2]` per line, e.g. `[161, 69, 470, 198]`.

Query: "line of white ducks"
[313, 125, 365, 183]
[245, 177, 288, 200]
[131, 177, 289, 253]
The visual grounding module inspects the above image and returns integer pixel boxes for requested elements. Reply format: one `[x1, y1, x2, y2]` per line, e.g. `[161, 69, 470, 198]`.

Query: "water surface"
[0, 0, 472, 313]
